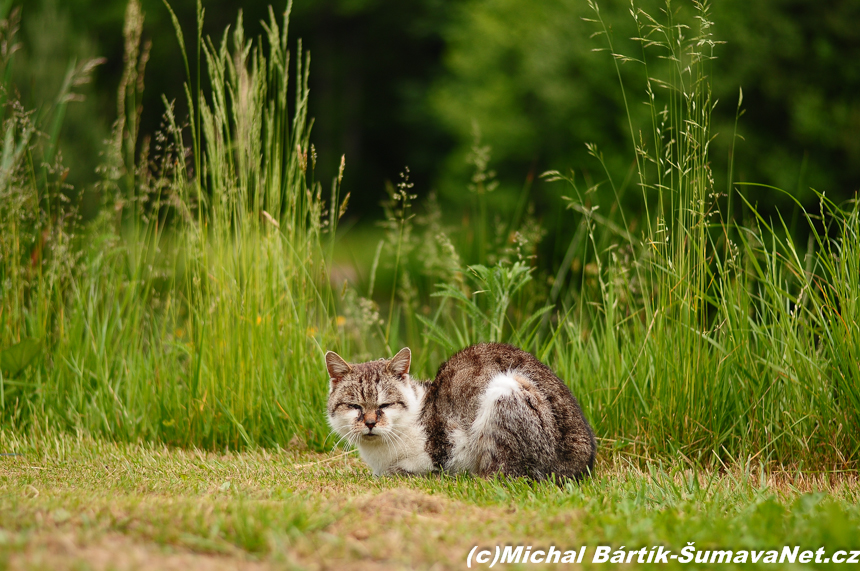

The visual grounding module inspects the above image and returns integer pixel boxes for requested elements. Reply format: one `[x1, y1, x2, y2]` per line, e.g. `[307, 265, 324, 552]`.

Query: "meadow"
[2, 432, 859, 570]
[1, 0, 859, 568]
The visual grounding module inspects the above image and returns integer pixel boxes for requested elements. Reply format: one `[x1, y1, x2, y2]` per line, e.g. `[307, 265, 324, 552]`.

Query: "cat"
[325, 342, 596, 481]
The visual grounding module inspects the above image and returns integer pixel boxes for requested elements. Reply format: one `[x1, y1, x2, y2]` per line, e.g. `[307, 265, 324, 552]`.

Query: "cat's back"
[421, 343, 596, 479]
[430, 342, 559, 399]
[426, 343, 577, 421]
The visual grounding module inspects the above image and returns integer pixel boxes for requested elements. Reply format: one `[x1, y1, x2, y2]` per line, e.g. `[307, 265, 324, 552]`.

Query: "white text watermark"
[466, 544, 860, 567]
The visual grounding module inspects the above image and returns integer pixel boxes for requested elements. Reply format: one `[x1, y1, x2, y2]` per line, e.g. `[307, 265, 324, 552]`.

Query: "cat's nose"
[364, 411, 377, 428]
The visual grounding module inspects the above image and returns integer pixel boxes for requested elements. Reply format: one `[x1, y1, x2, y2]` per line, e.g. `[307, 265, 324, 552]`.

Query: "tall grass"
[541, 0, 860, 467]
[378, 0, 860, 469]
[0, 0, 857, 469]
[1, 1, 343, 449]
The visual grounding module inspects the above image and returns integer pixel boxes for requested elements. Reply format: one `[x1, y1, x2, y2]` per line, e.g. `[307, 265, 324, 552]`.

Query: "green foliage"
[9, 0, 108, 192]
[537, 0, 860, 467]
[0, 1, 343, 450]
[0, 0, 859, 475]
[420, 262, 551, 352]
[7, 0, 860, 228]
[431, 0, 860, 215]
[430, 0, 632, 203]
[0, 338, 41, 377]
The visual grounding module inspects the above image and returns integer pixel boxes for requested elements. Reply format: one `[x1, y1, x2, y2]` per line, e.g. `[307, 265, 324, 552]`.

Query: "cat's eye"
[378, 403, 392, 410]
[347, 404, 362, 411]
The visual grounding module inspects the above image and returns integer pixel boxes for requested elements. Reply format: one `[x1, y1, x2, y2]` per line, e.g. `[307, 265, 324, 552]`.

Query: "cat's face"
[325, 348, 413, 447]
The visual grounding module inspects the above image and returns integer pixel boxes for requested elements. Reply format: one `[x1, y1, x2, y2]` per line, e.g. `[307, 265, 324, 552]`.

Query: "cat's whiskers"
[325, 428, 350, 451]
[346, 430, 362, 450]
[383, 428, 409, 460]
[332, 432, 353, 451]
[379, 429, 402, 460]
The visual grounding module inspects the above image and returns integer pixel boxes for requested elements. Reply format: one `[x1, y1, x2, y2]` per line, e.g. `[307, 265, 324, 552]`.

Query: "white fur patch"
[483, 373, 520, 400]
[329, 377, 433, 476]
[446, 426, 473, 473]
[446, 371, 528, 474]
[473, 372, 522, 431]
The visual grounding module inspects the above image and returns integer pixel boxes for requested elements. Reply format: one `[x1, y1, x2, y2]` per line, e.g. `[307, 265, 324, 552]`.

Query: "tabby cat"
[325, 343, 596, 481]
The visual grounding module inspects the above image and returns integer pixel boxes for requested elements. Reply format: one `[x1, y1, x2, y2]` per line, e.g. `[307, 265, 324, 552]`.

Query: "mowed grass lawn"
[1, 434, 859, 570]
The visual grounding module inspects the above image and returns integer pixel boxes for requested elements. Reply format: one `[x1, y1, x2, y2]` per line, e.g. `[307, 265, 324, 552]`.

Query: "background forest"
[13, 0, 860, 220]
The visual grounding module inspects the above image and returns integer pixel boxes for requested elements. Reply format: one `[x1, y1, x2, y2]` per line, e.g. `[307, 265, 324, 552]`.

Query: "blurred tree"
[429, 0, 637, 211]
[9, 0, 860, 225]
[12, 0, 110, 203]
[23, 0, 452, 219]
[431, 0, 860, 218]
[712, 0, 860, 204]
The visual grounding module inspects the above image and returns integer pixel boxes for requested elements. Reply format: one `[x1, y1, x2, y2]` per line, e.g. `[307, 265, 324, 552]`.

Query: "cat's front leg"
[386, 466, 421, 477]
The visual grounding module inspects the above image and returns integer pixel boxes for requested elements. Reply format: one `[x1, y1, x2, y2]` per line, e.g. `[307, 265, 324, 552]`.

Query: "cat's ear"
[325, 351, 351, 382]
[387, 347, 411, 377]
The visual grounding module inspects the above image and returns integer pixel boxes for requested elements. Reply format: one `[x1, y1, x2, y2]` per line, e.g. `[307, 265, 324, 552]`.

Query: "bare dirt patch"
[290, 487, 502, 571]
[8, 533, 274, 571]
